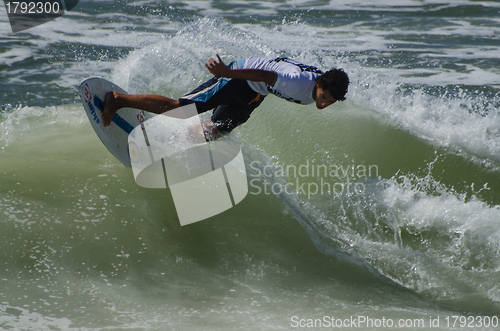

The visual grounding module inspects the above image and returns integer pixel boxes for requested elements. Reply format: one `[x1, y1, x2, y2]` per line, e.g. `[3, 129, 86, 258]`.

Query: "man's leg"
[102, 92, 181, 127]
[102, 91, 221, 140]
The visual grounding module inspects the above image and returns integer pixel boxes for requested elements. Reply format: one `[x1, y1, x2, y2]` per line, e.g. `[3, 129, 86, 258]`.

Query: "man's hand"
[204, 54, 230, 77]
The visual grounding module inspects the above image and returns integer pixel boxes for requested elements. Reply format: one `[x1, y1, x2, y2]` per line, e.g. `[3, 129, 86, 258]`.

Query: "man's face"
[315, 85, 337, 109]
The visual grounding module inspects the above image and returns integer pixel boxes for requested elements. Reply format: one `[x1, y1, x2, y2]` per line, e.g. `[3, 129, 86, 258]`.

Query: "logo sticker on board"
[83, 83, 92, 103]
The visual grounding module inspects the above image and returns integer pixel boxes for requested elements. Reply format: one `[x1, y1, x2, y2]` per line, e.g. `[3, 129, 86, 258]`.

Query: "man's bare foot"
[202, 120, 221, 141]
[102, 91, 122, 127]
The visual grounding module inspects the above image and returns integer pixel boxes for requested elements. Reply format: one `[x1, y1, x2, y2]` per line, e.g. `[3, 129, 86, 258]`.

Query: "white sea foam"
[111, 18, 272, 95]
[265, 149, 500, 301]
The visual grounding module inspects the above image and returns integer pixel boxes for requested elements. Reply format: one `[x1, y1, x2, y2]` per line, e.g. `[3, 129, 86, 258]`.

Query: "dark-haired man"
[102, 54, 349, 139]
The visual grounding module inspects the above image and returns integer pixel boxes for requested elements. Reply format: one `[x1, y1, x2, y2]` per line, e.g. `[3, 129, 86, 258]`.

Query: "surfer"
[102, 55, 349, 139]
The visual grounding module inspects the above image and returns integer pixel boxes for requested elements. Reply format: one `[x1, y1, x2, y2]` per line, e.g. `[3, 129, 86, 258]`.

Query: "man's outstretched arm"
[205, 54, 276, 85]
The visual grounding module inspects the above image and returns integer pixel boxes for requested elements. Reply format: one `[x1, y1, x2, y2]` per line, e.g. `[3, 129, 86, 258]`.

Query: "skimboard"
[78, 77, 153, 167]
[78, 78, 249, 226]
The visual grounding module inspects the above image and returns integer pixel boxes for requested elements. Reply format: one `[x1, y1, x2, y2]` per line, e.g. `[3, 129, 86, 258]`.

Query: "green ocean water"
[1, 1, 500, 330]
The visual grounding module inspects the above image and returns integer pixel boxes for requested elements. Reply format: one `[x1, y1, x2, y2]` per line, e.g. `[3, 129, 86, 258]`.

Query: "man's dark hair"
[316, 68, 349, 101]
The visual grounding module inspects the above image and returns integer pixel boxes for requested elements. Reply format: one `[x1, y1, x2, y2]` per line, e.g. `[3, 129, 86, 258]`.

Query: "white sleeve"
[272, 71, 302, 96]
